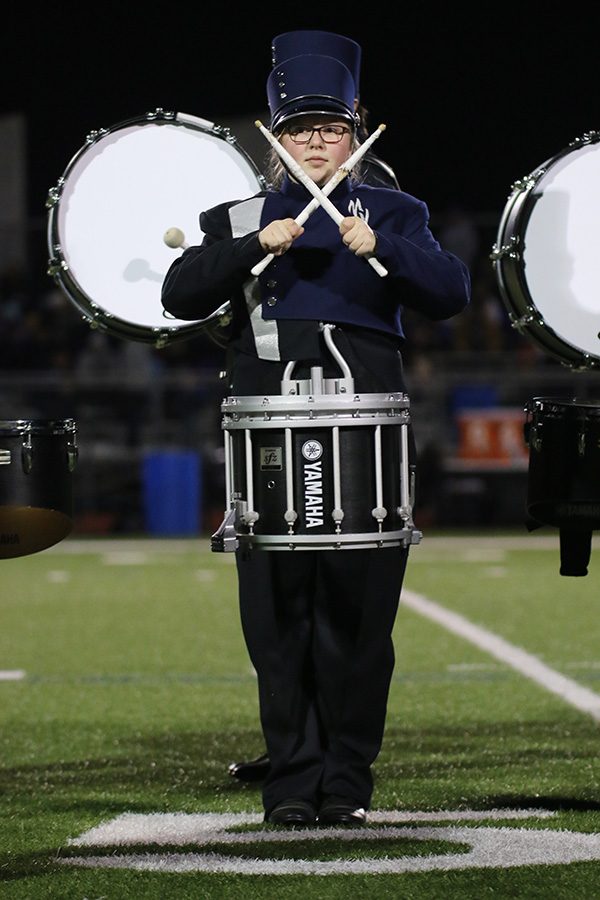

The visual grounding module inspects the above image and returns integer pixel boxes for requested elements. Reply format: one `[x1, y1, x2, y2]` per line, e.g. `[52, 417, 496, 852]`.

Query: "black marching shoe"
[228, 752, 271, 783]
[318, 795, 367, 826]
[266, 799, 317, 826]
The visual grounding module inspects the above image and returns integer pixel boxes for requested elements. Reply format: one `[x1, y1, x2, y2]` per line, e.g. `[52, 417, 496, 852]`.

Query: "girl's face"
[280, 117, 353, 186]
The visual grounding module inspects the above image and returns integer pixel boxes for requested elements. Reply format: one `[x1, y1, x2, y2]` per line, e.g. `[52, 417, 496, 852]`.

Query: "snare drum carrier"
[211, 324, 422, 552]
[492, 132, 600, 574]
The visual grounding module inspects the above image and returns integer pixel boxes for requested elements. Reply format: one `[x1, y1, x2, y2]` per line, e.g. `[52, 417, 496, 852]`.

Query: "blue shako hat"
[267, 53, 357, 132]
[271, 30, 362, 99]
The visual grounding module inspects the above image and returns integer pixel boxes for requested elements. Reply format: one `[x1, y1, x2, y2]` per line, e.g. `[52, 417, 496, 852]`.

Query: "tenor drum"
[525, 397, 600, 528]
[46, 109, 266, 347]
[0, 420, 78, 558]
[492, 132, 600, 368]
[213, 390, 421, 551]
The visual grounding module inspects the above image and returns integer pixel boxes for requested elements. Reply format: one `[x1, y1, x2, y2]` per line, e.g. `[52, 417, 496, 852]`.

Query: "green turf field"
[1, 532, 600, 898]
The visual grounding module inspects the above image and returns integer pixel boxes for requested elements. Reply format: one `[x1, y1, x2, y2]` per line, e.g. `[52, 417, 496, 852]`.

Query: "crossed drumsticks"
[253, 120, 387, 277]
[164, 121, 388, 277]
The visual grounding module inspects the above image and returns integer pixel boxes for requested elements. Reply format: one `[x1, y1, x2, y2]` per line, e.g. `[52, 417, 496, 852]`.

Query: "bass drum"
[46, 109, 266, 347]
[0, 420, 78, 559]
[492, 132, 600, 368]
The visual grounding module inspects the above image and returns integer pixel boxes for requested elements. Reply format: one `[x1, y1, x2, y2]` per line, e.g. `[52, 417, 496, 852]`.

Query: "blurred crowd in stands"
[0, 207, 549, 383]
[2, 208, 572, 533]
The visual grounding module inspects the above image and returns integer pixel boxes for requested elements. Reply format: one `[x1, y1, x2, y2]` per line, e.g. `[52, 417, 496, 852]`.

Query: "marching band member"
[228, 31, 398, 786]
[161, 31, 470, 827]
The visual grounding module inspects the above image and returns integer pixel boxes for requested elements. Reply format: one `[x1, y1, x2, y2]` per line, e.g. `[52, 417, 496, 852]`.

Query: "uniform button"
[266, 279, 277, 288]
[267, 296, 277, 307]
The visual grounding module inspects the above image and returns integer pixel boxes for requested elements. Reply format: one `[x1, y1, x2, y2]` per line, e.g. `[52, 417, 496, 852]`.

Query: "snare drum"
[0, 420, 78, 558]
[525, 397, 600, 528]
[46, 109, 266, 347]
[492, 132, 600, 368]
[213, 390, 421, 551]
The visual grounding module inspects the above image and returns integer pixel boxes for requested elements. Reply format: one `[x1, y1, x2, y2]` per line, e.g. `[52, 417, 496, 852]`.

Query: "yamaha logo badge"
[301, 440, 324, 528]
[301, 440, 323, 461]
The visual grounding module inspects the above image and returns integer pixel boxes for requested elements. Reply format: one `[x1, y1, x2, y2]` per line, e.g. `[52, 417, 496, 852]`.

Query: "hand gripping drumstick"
[251, 123, 387, 276]
[255, 120, 388, 277]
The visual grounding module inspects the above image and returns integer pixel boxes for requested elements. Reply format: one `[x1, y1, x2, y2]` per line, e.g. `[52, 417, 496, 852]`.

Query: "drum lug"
[148, 108, 175, 122]
[85, 127, 109, 145]
[509, 309, 541, 335]
[21, 437, 33, 474]
[371, 506, 388, 526]
[409, 464, 418, 513]
[571, 130, 600, 148]
[241, 509, 260, 532]
[397, 465, 418, 535]
[397, 505, 413, 525]
[47, 253, 68, 278]
[527, 421, 542, 452]
[67, 442, 78, 472]
[214, 125, 238, 146]
[0, 449, 11, 466]
[331, 508, 344, 534]
[490, 235, 521, 262]
[512, 172, 544, 194]
[284, 509, 298, 534]
[45, 182, 63, 209]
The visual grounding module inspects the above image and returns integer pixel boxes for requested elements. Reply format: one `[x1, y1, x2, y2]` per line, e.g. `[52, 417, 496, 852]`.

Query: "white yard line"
[0, 670, 26, 681]
[402, 589, 600, 722]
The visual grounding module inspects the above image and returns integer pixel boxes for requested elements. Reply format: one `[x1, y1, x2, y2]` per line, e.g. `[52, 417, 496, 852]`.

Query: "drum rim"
[528, 395, 600, 408]
[493, 132, 600, 369]
[222, 391, 410, 410]
[237, 527, 420, 549]
[0, 418, 77, 433]
[46, 108, 265, 346]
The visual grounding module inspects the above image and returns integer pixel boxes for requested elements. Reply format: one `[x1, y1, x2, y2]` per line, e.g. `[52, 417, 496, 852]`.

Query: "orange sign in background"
[455, 408, 529, 466]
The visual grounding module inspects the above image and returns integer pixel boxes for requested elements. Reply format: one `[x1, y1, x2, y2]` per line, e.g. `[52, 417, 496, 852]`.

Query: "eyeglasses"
[285, 124, 351, 144]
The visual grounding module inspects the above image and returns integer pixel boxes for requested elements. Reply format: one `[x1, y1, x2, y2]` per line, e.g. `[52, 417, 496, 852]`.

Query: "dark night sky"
[4, 6, 598, 223]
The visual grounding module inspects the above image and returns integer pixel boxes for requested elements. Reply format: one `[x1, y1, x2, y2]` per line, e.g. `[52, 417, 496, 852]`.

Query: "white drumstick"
[255, 120, 388, 278]
[164, 227, 189, 249]
[251, 124, 386, 276]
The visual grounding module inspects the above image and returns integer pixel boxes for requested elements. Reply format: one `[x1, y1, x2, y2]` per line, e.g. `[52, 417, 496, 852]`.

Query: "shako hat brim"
[267, 53, 357, 132]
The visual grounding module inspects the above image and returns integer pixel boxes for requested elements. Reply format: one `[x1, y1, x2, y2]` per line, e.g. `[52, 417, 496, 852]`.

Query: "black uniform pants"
[236, 545, 408, 813]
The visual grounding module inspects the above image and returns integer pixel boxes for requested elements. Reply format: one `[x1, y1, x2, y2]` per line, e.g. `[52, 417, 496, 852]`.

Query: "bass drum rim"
[492, 132, 600, 370]
[46, 109, 265, 347]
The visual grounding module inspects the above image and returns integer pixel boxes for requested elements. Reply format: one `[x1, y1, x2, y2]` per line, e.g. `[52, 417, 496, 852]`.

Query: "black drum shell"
[525, 398, 600, 528]
[0, 420, 77, 558]
[230, 424, 405, 537]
